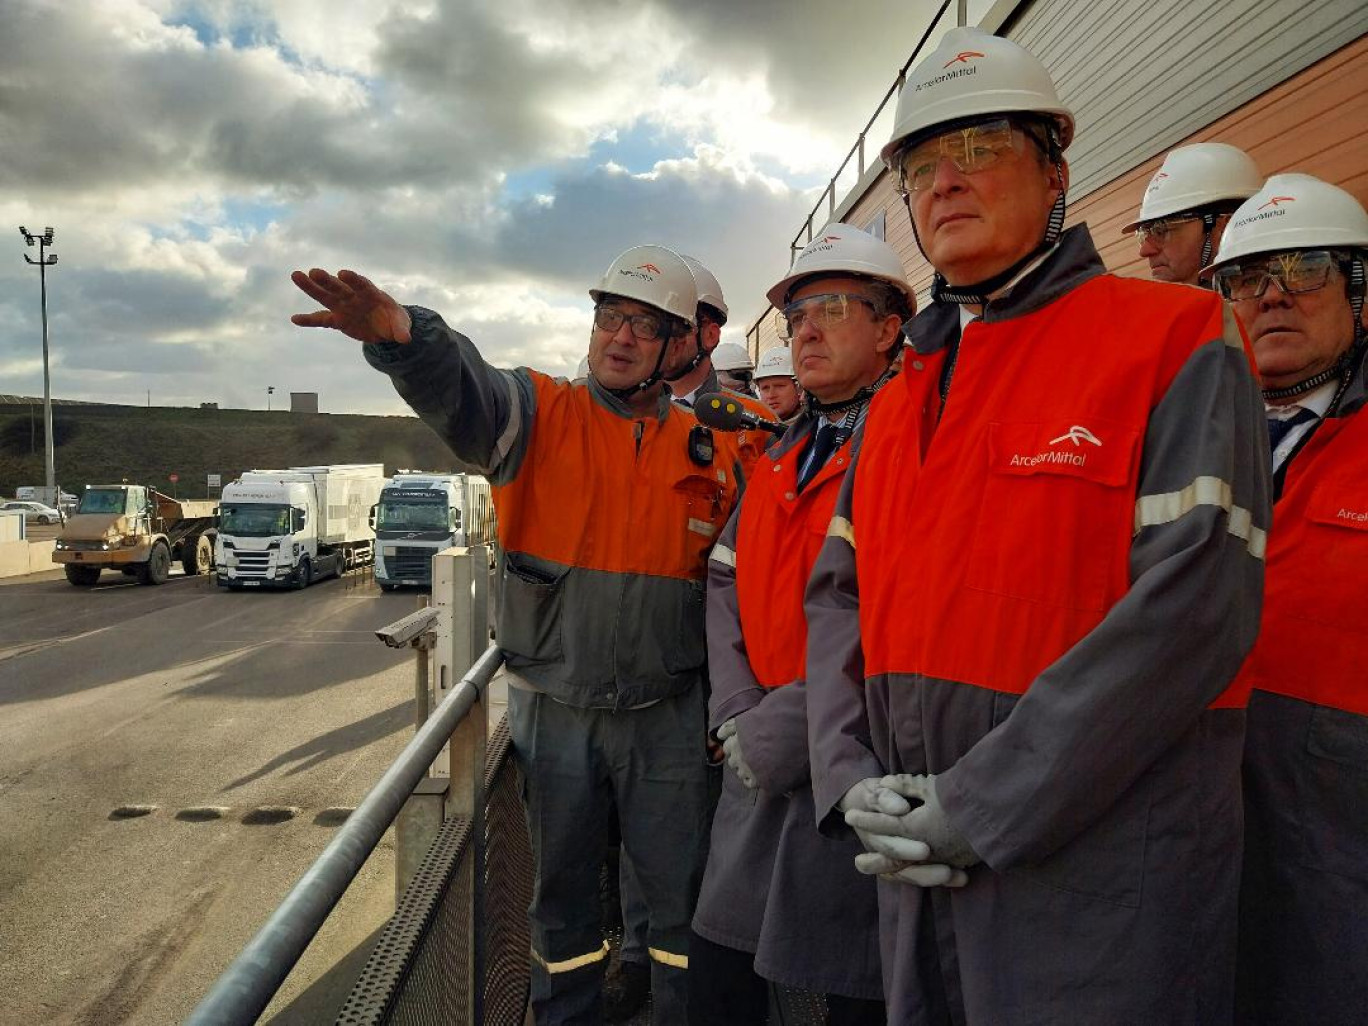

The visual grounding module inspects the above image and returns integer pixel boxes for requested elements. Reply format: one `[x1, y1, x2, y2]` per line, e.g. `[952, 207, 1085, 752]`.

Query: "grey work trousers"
[508, 685, 709, 1026]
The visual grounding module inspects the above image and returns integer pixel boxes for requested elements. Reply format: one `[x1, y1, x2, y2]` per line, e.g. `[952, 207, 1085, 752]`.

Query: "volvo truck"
[52, 485, 218, 586]
[372, 472, 495, 590]
[215, 464, 385, 590]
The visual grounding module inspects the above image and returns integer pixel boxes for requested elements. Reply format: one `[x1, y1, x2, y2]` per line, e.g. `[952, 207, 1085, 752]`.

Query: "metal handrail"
[745, 0, 953, 356]
[185, 643, 506, 1026]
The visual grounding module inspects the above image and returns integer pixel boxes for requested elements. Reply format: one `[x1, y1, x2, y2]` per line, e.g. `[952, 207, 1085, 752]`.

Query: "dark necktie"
[798, 423, 839, 491]
[1266, 408, 1317, 455]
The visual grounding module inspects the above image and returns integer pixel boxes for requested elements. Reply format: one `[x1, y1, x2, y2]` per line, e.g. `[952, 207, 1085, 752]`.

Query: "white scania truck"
[215, 464, 385, 590]
[371, 472, 495, 591]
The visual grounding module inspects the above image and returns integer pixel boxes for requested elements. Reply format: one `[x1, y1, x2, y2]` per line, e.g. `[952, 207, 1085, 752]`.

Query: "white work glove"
[838, 778, 965, 887]
[716, 718, 758, 790]
[844, 774, 978, 887]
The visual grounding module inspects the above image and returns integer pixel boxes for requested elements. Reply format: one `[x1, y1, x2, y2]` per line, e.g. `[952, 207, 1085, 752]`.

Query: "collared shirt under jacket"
[805, 226, 1272, 1024]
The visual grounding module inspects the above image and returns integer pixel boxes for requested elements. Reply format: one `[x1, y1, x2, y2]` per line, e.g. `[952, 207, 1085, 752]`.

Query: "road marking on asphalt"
[174, 806, 232, 821]
[241, 805, 300, 825]
[112, 804, 357, 826]
[109, 804, 158, 820]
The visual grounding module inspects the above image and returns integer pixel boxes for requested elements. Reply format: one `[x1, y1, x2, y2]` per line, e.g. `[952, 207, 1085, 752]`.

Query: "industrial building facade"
[746, 0, 1368, 354]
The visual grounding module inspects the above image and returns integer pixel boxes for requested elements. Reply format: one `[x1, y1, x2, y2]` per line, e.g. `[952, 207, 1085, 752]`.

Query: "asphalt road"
[0, 564, 431, 1025]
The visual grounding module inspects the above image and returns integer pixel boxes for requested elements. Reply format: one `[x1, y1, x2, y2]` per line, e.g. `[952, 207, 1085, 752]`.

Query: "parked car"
[0, 500, 63, 525]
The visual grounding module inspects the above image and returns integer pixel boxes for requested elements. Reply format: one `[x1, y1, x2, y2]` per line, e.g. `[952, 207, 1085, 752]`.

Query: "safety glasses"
[894, 118, 1022, 195]
[1133, 215, 1203, 246]
[1213, 250, 1340, 302]
[594, 304, 667, 341]
[776, 293, 880, 341]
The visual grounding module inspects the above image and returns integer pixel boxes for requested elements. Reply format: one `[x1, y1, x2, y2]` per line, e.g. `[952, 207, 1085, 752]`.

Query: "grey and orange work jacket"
[366, 308, 740, 709]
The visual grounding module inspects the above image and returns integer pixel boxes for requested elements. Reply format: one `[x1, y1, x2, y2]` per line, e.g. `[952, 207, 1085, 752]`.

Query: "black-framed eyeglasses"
[1213, 250, 1341, 302]
[1134, 215, 1203, 246]
[594, 304, 668, 341]
[776, 293, 880, 341]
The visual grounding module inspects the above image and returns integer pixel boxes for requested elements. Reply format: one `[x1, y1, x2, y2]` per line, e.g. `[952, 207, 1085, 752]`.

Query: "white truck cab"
[372, 472, 494, 590]
[216, 464, 384, 590]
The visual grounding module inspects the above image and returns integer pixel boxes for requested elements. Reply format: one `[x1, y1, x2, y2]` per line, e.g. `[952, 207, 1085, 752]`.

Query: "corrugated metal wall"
[748, 5, 1368, 357]
[1007, 0, 1367, 199]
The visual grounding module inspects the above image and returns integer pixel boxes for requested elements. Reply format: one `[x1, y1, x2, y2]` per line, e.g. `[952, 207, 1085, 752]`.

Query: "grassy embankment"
[0, 404, 456, 499]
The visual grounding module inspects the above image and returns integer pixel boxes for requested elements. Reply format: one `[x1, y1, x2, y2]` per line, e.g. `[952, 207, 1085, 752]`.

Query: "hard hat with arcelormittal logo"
[1203, 174, 1368, 274]
[589, 245, 697, 328]
[1123, 143, 1262, 234]
[880, 26, 1074, 170]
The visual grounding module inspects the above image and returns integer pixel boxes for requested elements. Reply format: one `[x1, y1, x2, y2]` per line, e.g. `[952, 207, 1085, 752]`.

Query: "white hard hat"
[589, 245, 697, 328]
[1203, 174, 1368, 274]
[754, 346, 794, 380]
[767, 223, 915, 309]
[712, 342, 754, 372]
[680, 254, 729, 322]
[1123, 143, 1262, 233]
[881, 26, 1074, 170]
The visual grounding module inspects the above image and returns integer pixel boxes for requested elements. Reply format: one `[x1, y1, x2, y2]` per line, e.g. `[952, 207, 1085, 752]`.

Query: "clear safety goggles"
[894, 118, 1023, 195]
[594, 304, 668, 341]
[1213, 250, 1341, 302]
[1133, 214, 1203, 246]
[776, 293, 880, 341]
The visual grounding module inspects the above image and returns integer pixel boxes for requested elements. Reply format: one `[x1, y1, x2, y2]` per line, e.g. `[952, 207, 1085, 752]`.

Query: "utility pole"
[267, 385, 275, 411]
[19, 227, 57, 498]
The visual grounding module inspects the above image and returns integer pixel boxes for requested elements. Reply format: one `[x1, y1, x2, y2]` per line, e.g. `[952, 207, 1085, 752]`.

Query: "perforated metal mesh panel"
[335, 718, 532, 1026]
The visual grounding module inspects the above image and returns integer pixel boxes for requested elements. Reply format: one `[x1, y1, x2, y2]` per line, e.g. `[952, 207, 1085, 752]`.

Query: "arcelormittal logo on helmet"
[915, 52, 981, 92]
[1146, 172, 1169, 196]
[618, 263, 661, 282]
[802, 235, 843, 256]
[1232, 196, 1295, 230]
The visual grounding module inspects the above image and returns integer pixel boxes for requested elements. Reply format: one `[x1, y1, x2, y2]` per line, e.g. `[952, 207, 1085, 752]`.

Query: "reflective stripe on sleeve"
[1133, 475, 1267, 559]
[710, 543, 736, 568]
[531, 941, 609, 974]
[649, 946, 689, 969]
[827, 515, 855, 549]
[494, 374, 524, 465]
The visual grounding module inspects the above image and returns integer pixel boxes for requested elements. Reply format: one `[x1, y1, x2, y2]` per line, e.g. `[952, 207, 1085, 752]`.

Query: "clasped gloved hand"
[843, 774, 977, 888]
[716, 718, 758, 790]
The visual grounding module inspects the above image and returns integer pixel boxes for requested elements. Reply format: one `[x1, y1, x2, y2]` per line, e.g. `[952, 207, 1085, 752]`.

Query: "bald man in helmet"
[291, 247, 739, 1026]
[805, 27, 1269, 1022]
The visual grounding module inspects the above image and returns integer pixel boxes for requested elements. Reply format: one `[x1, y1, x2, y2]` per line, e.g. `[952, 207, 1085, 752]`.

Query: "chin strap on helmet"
[1198, 212, 1219, 272]
[603, 317, 683, 400]
[664, 335, 707, 383]
[804, 360, 898, 418]
[1263, 255, 1367, 411]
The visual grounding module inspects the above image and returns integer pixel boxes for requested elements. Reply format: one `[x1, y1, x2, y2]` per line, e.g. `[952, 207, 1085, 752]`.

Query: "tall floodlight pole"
[19, 227, 58, 496]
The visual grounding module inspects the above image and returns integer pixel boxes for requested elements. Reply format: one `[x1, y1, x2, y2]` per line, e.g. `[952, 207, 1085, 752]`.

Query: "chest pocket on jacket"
[498, 551, 568, 663]
[1296, 479, 1368, 632]
[674, 473, 730, 550]
[966, 421, 1141, 613]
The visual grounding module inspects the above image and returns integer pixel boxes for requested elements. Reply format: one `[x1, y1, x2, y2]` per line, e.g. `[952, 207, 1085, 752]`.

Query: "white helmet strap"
[1261, 255, 1367, 410]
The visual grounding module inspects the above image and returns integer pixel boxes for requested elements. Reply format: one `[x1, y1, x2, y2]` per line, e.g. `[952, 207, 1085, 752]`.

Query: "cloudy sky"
[1, 0, 976, 415]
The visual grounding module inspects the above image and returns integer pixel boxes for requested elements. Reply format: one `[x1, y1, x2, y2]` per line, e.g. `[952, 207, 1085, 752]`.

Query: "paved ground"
[0, 563, 435, 1025]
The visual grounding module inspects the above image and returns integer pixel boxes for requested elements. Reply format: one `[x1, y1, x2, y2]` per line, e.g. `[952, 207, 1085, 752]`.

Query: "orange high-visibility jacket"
[1236, 403, 1368, 712]
[366, 309, 740, 708]
[733, 430, 853, 687]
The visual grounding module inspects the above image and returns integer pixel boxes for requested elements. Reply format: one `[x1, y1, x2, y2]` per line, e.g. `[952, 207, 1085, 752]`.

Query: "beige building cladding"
[747, 0, 1368, 356]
